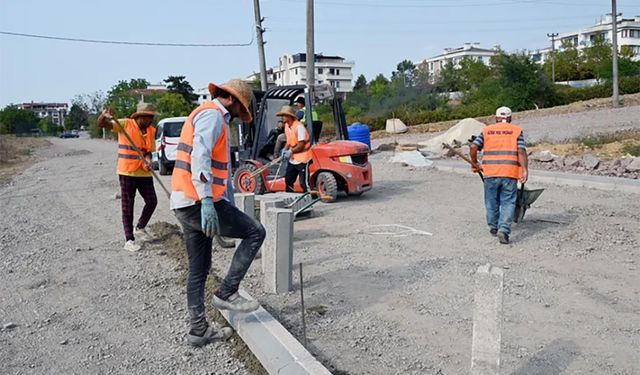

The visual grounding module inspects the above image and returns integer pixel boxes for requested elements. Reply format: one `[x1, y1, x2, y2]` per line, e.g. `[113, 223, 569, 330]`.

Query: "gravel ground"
[215, 152, 640, 374]
[2, 134, 639, 375]
[372, 105, 640, 148]
[0, 136, 253, 375]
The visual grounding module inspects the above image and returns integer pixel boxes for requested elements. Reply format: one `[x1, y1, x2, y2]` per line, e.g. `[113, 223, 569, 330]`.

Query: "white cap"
[496, 106, 512, 117]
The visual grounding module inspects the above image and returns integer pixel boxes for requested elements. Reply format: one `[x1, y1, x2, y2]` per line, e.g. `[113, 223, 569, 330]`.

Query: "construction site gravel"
[1, 106, 639, 374]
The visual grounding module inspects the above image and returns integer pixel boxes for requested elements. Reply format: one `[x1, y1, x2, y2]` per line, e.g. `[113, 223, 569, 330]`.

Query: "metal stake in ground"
[299, 262, 308, 347]
[110, 118, 171, 198]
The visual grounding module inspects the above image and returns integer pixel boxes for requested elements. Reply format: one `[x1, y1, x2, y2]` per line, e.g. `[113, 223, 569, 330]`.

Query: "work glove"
[200, 197, 219, 238]
[281, 149, 292, 160]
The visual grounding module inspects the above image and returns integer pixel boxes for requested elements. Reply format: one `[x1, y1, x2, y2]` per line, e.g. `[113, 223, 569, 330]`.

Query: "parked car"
[152, 117, 186, 175]
[60, 131, 79, 139]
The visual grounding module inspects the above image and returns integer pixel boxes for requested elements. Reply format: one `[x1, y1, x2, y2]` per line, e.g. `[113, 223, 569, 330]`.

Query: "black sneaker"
[187, 326, 233, 347]
[489, 228, 498, 237]
[497, 232, 509, 244]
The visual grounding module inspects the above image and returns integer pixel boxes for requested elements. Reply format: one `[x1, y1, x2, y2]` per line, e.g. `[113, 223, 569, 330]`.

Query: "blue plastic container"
[347, 123, 371, 150]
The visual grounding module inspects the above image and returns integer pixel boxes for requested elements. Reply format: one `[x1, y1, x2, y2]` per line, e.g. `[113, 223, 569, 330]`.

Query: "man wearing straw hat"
[278, 105, 312, 193]
[98, 103, 158, 252]
[171, 79, 266, 347]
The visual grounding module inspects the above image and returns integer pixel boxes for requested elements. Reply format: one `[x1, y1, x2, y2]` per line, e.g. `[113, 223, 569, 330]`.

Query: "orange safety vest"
[171, 101, 229, 201]
[285, 120, 312, 163]
[117, 119, 156, 173]
[481, 123, 522, 180]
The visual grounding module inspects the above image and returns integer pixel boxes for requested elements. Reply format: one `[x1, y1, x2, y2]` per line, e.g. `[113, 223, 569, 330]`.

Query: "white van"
[152, 117, 187, 175]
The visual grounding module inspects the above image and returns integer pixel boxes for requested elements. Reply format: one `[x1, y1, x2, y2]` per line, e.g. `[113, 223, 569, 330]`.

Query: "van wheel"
[234, 164, 266, 195]
[316, 172, 338, 202]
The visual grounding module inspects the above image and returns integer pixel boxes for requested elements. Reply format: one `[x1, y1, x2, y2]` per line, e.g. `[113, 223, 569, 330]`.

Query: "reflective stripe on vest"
[481, 123, 522, 179]
[117, 119, 155, 173]
[285, 120, 312, 163]
[170, 101, 229, 201]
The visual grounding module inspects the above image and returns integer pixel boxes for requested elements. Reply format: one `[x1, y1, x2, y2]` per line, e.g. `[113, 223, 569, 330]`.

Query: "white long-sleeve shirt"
[170, 99, 233, 210]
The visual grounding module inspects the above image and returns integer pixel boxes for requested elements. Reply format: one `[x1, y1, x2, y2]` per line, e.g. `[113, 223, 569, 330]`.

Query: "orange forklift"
[231, 84, 372, 201]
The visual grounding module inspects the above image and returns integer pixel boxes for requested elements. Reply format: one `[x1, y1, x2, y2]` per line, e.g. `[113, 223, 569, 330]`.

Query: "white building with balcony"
[270, 53, 355, 98]
[415, 43, 498, 83]
[18, 102, 68, 126]
[558, 14, 640, 59]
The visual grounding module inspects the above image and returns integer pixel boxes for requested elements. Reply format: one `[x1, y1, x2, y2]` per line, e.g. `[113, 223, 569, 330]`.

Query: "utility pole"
[611, 0, 620, 107]
[306, 0, 315, 97]
[547, 33, 558, 83]
[253, 0, 268, 91]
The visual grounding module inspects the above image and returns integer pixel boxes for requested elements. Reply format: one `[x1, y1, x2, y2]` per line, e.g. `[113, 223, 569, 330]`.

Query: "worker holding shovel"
[171, 79, 266, 347]
[470, 106, 529, 245]
[98, 103, 158, 252]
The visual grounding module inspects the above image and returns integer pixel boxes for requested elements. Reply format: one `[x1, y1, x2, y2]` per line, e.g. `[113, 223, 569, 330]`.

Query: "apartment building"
[18, 102, 68, 126]
[271, 53, 355, 98]
[416, 43, 498, 83]
[532, 14, 640, 63]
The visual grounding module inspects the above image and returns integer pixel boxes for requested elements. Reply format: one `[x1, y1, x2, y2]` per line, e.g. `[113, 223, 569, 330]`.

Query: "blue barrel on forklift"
[347, 123, 371, 150]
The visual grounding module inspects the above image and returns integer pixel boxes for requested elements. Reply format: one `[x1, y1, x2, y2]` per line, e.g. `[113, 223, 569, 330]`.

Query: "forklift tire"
[234, 164, 266, 195]
[316, 172, 338, 202]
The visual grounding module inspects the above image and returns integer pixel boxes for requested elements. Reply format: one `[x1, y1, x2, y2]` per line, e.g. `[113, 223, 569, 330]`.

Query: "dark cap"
[294, 96, 305, 105]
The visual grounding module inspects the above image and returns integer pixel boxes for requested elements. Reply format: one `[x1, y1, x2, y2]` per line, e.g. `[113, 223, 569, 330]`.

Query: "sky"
[1, 0, 639, 108]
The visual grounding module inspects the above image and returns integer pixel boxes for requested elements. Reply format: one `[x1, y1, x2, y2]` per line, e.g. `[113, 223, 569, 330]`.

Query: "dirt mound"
[419, 118, 485, 153]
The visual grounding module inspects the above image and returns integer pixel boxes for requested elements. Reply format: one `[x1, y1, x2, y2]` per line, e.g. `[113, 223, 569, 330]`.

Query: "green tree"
[414, 62, 431, 89]
[156, 92, 194, 118]
[369, 74, 390, 98]
[164, 75, 197, 103]
[583, 36, 612, 80]
[458, 57, 492, 90]
[65, 103, 89, 130]
[353, 74, 368, 91]
[106, 78, 150, 118]
[391, 59, 416, 87]
[38, 117, 59, 135]
[438, 61, 462, 92]
[0, 105, 39, 134]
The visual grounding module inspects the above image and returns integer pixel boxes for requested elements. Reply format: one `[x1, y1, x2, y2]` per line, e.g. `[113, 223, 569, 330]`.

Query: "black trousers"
[285, 162, 308, 192]
[174, 200, 266, 333]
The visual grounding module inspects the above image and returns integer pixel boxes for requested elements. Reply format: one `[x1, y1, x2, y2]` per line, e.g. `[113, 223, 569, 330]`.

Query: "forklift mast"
[232, 84, 349, 171]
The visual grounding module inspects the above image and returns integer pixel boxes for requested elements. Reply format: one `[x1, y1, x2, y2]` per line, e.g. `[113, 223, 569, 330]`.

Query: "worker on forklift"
[294, 96, 318, 124]
[278, 105, 312, 192]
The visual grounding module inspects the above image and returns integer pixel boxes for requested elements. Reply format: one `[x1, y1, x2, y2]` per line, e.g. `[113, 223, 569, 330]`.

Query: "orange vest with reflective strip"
[285, 120, 312, 163]
[481, 123, 522, 180]
[117, 119, 155, 173]
[171, 101, 229, 201]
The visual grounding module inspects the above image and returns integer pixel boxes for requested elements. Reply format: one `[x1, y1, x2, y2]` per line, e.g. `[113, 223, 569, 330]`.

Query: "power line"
[274, 0, 611, 8]
[0, 31, 254, 47]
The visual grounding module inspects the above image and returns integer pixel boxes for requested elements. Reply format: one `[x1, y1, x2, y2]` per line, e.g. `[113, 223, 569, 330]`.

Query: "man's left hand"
[520, 170, 528, 184]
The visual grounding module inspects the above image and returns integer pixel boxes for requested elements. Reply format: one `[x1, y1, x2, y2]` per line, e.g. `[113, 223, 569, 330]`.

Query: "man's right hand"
[520, 170, 529, 184]
[471, 164, 483, 173]
[200, 197, 219, 238]
[281, 149, 292, 160]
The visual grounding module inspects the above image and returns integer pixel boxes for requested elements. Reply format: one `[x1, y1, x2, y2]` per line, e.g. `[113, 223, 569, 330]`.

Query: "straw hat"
[131, 102, 157, 118]
[208, 79, 254, 122]
[276, 105, 298, 119]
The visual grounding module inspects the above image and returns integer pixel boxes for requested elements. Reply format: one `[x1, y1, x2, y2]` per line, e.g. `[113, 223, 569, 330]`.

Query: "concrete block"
[259, 198, 286, 271]
[218, 289, 332, 375]
[471, 263, 504, 375]
[235, 193, 256, 217]
[263, 207, 294, 294]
